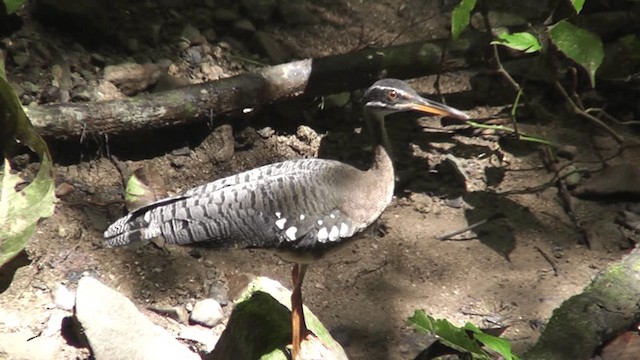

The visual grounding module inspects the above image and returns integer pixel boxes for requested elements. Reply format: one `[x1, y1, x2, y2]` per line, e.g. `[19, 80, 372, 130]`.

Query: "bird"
[104, 78, 469, 359]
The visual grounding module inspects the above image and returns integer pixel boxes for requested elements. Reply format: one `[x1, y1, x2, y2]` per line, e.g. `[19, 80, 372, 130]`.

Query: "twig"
[60, 238, 82, 262]
[480, 2, 522, 93]
[586, 108, 640, 126]
[437, 214, 505, 240]
[227, 54, 267, 67]
[540, 146, 589, 247]
[534, 246, 559, 276]
[552, 80, 625, 143]
[108, 154, 129, 190]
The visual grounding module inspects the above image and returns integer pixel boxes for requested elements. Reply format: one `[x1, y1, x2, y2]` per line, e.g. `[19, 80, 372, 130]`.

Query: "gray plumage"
[104, 155, 391, 253]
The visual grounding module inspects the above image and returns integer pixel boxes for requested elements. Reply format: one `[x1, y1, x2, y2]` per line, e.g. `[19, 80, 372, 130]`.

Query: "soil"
[0, 1, 636, 360]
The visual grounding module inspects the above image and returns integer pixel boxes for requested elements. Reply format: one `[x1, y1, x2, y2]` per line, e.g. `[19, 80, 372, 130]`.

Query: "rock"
[184, 47, 204, 65]
[278, 2, 318, 26]
[252, 31, 288, 64]
[233, 19, 256, 38]
[209, 277, 348, 360]
[91, 80, 126, 101]
[126, 38, 139, 52]
[200, 63, 225, 81]
[574, 163, 640, 197]
[586, 219, 628, 251]
[296, 125, 318, 143]
[556, 145, 578, 160]
[124, 164, 169, 211]
[203, 28, 218, 42]
[240, 0, 277, 23]
[189, 298, 224, 327]
[198, 124, 235, 163]
[181, 24, 206, 46]
[103, 62, 164, 96]
[208, 280, 230, 306]
[70, 85, 92, 101]
[153, 73, 191, 92]
[148, 305, 189, 324]
[11, 52, 30, 68]
[75, 277, 198, 360]
[257, 127, 275, 138]
[54, 284, 75, 311]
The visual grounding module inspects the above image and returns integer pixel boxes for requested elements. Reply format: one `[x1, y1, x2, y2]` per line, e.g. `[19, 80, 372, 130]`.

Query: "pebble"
[148, 305, 188, 323]
[208, 281, 229, 306]
[189, 298, 224, 327]
[233, 19, 256, 37]
[257, 127, 275, 138]
[182, 24, 206, 46]
[252, 31, 288, 64]
[54, 284, 75, 311]
[296, 125, 318, 142]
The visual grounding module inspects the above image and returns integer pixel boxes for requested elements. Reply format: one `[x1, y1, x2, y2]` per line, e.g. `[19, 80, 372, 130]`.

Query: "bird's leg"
[291, 263, 309, 359]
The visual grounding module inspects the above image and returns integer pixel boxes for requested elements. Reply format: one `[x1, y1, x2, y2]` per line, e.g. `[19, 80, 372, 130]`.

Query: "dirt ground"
[0, 1, 635, 359]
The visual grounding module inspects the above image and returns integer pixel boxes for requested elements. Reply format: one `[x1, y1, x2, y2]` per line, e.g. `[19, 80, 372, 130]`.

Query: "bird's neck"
[365, 118, 395, 220]
[371, 144, 393, 175]
[338, 116, 395, 228]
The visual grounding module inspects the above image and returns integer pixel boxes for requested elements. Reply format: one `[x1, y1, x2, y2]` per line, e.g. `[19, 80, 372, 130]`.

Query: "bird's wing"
[104, 158, 365, 250]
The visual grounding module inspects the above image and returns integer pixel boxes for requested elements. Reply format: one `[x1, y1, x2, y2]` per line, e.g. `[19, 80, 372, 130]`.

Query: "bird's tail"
[103, 196, 187, 247]
[103, 214, 159, 247]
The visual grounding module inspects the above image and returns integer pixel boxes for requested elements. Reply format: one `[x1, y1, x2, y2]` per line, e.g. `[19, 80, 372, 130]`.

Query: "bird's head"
[363, 78, 469, 120]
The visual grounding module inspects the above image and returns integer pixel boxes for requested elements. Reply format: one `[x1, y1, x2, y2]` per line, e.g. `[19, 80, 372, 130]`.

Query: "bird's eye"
[387, 90, 398, 101]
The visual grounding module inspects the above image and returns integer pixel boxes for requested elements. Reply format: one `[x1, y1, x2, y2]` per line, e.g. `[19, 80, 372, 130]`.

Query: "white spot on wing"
[285, 226, 298, 240]
[299, 214, 305, 220]
[329, 213, 336, 219]
[329, 226, 339, 241]
[317, 219, 323, 226]
[317, 227, 328, 241]
[275, 218, 287, 229]
[275, 212, 282, 218]
[339, 223, 349, 236]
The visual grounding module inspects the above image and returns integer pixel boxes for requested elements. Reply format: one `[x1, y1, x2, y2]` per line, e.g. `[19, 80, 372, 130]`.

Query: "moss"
[209, 277, 347, 360]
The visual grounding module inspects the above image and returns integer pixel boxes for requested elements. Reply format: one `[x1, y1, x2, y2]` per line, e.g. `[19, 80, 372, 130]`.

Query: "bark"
[26, 35, 488, 140]
[525, 247, 640, 360]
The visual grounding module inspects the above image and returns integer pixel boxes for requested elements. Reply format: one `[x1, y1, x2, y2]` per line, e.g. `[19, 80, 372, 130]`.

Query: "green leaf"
[0, 75, 56, 267]
[451, 0, 477, 41]
[571, 0, 585, 13]
[491, 31, 541, 53]
[548, 20, 604, 87]
[3, 0, 26, 14]
[408, 310, 490, 358]
[464, 323, 520, 360]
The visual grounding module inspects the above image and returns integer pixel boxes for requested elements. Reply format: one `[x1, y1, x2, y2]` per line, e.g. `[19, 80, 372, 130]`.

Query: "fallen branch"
[26, 36, 488, 140]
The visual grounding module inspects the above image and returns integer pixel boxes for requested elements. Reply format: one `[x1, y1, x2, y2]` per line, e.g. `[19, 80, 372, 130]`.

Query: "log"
[525, 247, 640, 360]
[26, 35, 489, 140]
